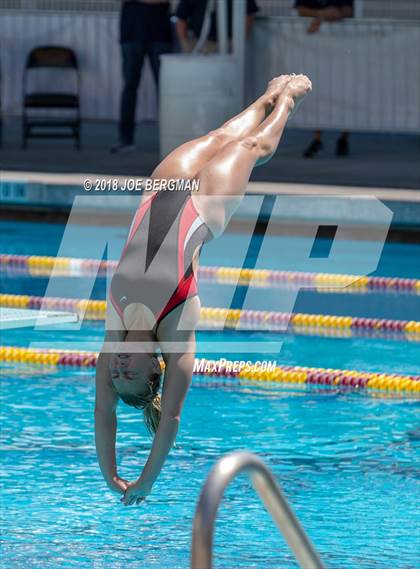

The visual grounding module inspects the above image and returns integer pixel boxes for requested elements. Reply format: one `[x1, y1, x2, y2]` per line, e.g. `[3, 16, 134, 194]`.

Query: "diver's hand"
[121, 479, 152, 506]
[107, 475, 129, 495]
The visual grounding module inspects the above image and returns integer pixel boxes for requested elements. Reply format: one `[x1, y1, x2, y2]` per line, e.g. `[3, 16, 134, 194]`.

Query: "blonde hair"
[116, 357, 162, 435]
[143, 392, 162, 435]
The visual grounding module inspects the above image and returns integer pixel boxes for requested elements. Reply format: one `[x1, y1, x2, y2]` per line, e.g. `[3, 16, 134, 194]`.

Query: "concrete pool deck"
[1, 170, 418, 231]
[1, 117, 419, 190]
[1, 118, 419, 230]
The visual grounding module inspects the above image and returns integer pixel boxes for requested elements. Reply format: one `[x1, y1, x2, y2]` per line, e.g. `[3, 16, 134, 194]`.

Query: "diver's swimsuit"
[110, 188, 211, 330]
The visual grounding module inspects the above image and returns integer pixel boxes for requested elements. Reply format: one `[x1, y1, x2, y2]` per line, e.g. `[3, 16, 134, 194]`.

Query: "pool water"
[1, 220, 420, 568]
[1, 220, 420, 374]
[1, 364, 419, 569]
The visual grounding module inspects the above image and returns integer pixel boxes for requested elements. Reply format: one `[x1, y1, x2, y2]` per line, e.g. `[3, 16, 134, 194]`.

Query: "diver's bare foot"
[264, 75, 292, 109]
[282, 74, 312, 117]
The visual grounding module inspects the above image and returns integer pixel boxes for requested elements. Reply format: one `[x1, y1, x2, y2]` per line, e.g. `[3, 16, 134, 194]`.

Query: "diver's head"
[110, 352, 162, 435]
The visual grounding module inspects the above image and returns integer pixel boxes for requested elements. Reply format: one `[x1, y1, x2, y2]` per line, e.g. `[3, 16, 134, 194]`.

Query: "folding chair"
[22, 46, 81, 149]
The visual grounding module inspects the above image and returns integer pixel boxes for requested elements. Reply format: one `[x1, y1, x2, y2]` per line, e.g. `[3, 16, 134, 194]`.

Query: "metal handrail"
[191, 452, 325, 569]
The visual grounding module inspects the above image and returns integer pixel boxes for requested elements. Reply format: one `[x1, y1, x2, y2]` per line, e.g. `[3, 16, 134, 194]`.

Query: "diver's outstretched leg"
[194, 75, 312, 235]
[151, 76, 292, 181]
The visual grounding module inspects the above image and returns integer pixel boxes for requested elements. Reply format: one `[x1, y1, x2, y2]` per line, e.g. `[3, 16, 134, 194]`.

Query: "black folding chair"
[22, 46, 81, 149]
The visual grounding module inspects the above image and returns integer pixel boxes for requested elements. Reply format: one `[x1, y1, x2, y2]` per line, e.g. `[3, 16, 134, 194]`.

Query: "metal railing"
[191, 451, 325, 569]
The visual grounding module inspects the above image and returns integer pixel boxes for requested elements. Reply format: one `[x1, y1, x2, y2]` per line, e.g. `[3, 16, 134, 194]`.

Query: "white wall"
[0, 10, 156, 120]
[247, 18, 420, 133]
[1, 11, 419, 133]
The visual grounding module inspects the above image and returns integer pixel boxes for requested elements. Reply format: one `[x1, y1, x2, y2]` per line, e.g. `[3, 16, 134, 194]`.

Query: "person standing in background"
[112, 0, 172, 154]
[175, 0, 259, 54]
[295, 0, 354, 157]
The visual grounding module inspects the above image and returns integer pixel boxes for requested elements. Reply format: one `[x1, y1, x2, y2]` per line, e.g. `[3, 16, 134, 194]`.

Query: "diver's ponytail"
[143, 392, 162, 435]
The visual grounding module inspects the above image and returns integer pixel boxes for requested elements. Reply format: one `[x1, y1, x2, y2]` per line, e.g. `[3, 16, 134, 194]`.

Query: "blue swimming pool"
[1, 220, 420, 373]
[1, 362, 419, 569]
[1, 220, 420, 568]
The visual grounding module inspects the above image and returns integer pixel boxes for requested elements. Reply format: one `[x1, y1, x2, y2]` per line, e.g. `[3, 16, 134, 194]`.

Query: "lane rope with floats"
[1, 253, 419, 294]
[1, 347, 419, 395]
[1, 292, 419, 340]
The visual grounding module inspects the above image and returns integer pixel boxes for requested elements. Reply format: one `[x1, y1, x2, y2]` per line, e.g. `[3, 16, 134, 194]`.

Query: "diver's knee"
[240, 136, 259, 152]
[240, 135, 274, 159]
[208, 127, 232, 147]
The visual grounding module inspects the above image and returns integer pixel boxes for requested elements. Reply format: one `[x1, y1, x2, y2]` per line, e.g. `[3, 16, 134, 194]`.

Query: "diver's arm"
[121, 301, 199, 505]
[94, 351, 128, 494]
[137, 349, 195, 492]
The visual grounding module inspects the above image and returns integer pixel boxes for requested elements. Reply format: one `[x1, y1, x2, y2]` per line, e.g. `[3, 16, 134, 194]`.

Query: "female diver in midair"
[95, 74, 312, 505]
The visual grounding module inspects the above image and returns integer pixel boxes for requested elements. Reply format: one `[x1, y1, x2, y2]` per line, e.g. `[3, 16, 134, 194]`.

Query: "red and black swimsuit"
[110, 188, 211, 330]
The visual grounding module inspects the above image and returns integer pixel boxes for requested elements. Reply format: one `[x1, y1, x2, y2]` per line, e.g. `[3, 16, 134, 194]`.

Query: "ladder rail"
[191, 451, 325, 569]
